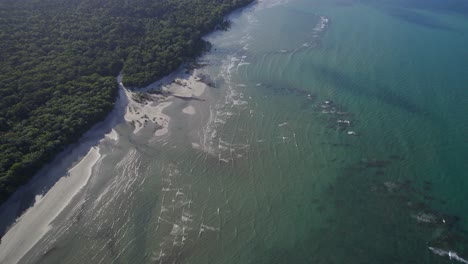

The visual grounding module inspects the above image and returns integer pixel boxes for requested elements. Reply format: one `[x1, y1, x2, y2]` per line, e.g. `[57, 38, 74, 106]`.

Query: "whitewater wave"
[255, 0, 290, 11]
[429, 247, 468, 264]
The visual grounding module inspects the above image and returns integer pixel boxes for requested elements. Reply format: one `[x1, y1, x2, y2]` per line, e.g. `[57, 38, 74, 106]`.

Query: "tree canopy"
[0, 0, 253, 203]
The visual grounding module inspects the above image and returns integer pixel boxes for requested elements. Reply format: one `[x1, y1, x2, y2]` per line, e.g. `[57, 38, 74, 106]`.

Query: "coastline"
[121, 70, 209, 136]
[0, 84, 127, 236]
[0, 82, 129, 263]
[0, 147, 101, 264]
[0, 0, 256, 209]
[0, 0, 255, 211]
[0, 66, 213, 262]
[0, 2, 256, 262]
[1, 0, 467, 263]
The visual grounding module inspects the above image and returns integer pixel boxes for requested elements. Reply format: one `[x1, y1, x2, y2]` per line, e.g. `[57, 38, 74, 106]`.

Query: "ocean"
[1, 0, 468, 263]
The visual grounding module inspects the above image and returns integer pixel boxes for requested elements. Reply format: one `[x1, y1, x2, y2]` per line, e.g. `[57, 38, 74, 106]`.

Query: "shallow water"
[1, 0, 468, 263]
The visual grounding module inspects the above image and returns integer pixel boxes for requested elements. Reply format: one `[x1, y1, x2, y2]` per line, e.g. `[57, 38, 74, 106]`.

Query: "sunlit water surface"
[1, 0, 468, 263]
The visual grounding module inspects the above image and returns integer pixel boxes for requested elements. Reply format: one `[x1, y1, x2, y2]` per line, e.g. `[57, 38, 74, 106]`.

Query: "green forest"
[0, 0, 253, 203]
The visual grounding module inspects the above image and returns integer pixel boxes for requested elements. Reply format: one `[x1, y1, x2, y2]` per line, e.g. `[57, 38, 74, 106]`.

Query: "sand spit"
[0, 70, 209, 262]
[0, 81, 127, 263]
[124, 90, 172, 136]
[122, 70, 208, 136]
[105, 129, 118, 141]
[182, 105, 196, 115]
[163, 74, 207, 98]
[0, 147, 102, 264]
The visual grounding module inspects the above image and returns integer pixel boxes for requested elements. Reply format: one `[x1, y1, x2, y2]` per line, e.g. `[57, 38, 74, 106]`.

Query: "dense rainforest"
[0, 0, 254, 204]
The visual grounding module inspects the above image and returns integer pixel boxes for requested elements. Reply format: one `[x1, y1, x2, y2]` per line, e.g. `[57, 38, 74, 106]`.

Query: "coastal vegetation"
[0, 0, 253, 203]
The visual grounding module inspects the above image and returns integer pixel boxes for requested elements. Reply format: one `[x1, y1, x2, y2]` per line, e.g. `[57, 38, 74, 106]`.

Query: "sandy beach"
[0, 66, 210, 263]
[123, 69, 208, 136]
[182, 105, 196, 115]
[0, 147, 101, 264]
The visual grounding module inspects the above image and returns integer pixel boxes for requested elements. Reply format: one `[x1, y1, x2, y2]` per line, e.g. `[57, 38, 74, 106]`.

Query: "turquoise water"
[1, 0, 468, 263]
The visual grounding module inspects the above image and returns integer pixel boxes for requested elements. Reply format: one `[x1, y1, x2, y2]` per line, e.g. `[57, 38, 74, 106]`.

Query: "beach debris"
[148, 88, 165, 95]
[132, 92, 156, 104]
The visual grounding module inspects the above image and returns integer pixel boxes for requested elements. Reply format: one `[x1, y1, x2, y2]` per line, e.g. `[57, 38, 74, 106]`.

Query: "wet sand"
[0, 68, 210, 263]
[0, 147, 101, 264]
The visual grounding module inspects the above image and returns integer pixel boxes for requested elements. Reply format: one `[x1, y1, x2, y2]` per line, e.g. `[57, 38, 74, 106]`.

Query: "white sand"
[0, 147, 101, 264]
[182, 105, 196, 115]
[154, 127, 169, 137]
[163, 74, 207, 98]
[123, 89, 172, 136]
[123, 69, 208, 136]
[105, 129, 118, 141]
[0, 75, 131, 263]
[0, 70, 210, 262]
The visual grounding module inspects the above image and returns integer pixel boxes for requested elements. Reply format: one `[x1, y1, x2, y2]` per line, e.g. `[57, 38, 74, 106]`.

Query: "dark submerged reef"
[315, 104, 468, 262]
[256, 78, 468, 262]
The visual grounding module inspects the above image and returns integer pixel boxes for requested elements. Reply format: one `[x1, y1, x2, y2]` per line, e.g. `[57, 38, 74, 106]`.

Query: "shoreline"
[0, 64, 210, 242]
[0, 147, 101, 264]
[0, 81, 129, 264]
[0, 56, 218, 264]
[0, 3, 256, 261]
[0, 0, 256, 209]
[121, 69, 209, 136]
[0, 0, 255, 210]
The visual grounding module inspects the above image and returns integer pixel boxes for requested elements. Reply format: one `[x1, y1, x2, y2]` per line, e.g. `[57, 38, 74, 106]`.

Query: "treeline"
[0, 0, 253, 203]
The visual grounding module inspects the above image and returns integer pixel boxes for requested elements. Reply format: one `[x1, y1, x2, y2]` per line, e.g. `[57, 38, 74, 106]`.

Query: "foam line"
[429, 247, 468, 264]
